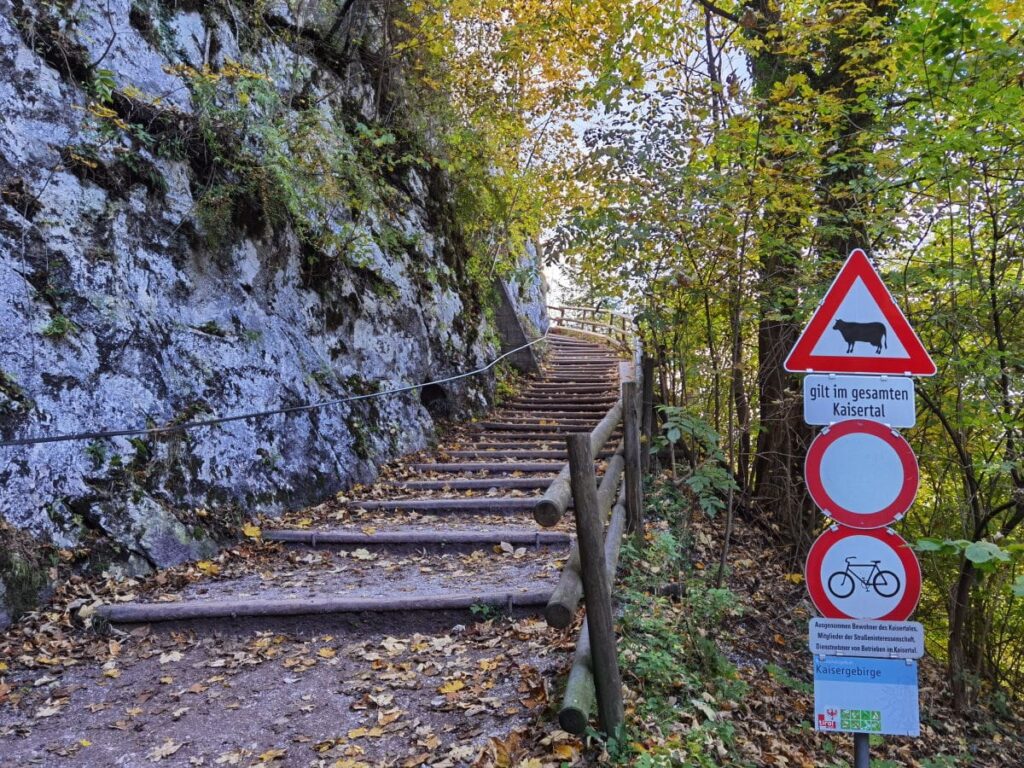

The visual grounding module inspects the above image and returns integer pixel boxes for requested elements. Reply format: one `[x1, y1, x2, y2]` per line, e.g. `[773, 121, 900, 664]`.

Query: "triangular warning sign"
[785, 249, 936, 376]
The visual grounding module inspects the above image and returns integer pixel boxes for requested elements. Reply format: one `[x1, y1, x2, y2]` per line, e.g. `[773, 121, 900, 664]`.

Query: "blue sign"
[813, 656, 919, 736]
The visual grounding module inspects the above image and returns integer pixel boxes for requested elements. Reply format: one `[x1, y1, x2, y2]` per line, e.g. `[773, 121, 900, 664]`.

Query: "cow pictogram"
[832, 320, 887, 354]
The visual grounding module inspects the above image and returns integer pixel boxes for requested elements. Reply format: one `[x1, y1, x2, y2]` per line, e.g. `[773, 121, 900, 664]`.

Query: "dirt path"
[0, 332, 622, 767]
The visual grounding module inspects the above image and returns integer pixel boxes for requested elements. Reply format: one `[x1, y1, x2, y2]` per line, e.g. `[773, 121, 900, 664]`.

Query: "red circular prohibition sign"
[805, 527, 921, 621]
[805, 419, 919, 529]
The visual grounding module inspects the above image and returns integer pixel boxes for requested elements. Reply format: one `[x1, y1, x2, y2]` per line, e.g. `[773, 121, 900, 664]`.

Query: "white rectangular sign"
[809, 618, 924, 659]
[803, 374, 915, 427]
[814, 656, 920, 736]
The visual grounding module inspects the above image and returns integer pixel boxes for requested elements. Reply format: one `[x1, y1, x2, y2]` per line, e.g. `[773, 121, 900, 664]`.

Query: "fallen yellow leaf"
[258, 747, 287, 762]
[197, 561, 221, 576]
[318, 648, 337, 659]
[242, 523, 262, 539]
[438, 679, 465, 695]
[552, 744, 576, 759]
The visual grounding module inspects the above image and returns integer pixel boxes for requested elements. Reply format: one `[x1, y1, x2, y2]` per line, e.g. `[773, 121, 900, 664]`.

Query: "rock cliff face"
[0, 0, 546, 623]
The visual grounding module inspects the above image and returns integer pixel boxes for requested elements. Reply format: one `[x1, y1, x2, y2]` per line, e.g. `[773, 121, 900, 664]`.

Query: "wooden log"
[558, 493, 628, 733]
[525, 384, 617, 391]
[475, 432, 622, 444]
[263, 529, 572, 547]
[444, 449, 614, 460]
[622, 381, 643, 537]
[533, 401, 624, 527]
[559, 617, 597, 734]
[511, 400, 618, 408]
[97, 590, 554, 624]
[393, 477, 555, 491]
[460, 442, 568, 450]
[507, 402, 615, 411]
[566, 434, 624, 736]
[545, 488, 626, 628]
[641, 354, 655, 475]
[353, 497, 545, 512]
[494, 412, 610, 421]
[408, 462, 563, 473]
[477, 421, 597, 431]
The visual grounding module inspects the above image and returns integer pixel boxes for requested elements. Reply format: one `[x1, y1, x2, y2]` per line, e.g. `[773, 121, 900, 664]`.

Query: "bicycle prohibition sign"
[827, 557, 901, 599]
[805, 526, 921, 621]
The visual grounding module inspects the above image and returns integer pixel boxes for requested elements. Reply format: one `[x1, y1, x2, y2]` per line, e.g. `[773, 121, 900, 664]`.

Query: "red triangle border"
[784, 249, 936, 376]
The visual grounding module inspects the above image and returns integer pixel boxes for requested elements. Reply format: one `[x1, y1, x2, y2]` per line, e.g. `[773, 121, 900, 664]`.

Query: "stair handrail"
[547, 304, 635, 352]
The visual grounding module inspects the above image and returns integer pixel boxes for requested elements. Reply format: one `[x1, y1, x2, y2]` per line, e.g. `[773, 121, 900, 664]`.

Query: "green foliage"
[88, 68, 117, 103]
[41, 314, 78, 339]
[539, 0, 1024, 705]
[615, 519, 746, 766]
[493, 361, 524, 405]
[0, 543, 47, 620]
[85, 441, 107, 470]
[655, 407, 737, 517]
[765, 663, 812, 695]
[469, 602, 498, 621]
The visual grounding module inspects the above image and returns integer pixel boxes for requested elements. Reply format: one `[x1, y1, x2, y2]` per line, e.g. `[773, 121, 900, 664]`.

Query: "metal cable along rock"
[0, 334, 551, 449]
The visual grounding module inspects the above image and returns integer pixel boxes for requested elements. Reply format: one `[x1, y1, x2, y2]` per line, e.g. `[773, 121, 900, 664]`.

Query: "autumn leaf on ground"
[318, 647, 336, 659]
[242, 523, 262, 539]
[438, 679, 465, 694]
[197, 560, 221, 575]
[148, 739, 184, 761]
[34, 702, 64, 718]
[258, 747, 287, 762]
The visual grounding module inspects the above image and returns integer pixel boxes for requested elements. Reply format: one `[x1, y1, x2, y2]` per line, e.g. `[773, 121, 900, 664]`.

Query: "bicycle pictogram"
[827, 556, 901, 599]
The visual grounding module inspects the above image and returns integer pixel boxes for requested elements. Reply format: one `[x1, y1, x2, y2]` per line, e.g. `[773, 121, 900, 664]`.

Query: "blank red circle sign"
[805, 419, 919, 529]
[805, 526, 921, 621]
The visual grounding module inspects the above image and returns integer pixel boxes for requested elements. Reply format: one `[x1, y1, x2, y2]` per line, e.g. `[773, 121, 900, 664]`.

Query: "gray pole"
[853, 733, 870, 768]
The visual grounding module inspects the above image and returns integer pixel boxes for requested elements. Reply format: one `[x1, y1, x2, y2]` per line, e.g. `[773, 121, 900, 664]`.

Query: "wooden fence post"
[640, 354, 655, 475]
[622, 381, 643, 539]
[566, 434, 624, 736]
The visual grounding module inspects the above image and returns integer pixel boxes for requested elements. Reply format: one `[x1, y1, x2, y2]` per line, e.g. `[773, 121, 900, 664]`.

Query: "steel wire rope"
[0, 334, 551, 448]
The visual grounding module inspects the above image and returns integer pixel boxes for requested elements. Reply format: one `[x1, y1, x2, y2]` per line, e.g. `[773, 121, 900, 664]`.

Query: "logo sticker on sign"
[814, 656, 920, 736]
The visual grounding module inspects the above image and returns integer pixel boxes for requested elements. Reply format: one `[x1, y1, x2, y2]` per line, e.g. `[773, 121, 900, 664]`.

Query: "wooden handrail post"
[566, 434, 624, 736]
[640, 354, 655, 475]
[622, 381, 643, 539]
[534, 401, 623, 527]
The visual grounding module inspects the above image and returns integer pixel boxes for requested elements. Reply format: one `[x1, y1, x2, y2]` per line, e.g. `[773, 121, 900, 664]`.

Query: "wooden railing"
[531, 345, 651, 737]
[547, 304, 635, 351]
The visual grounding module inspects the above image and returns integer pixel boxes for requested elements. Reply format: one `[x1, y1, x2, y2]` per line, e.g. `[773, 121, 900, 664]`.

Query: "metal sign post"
[854, 733, 870, 768]
[788, 248, 935, 767]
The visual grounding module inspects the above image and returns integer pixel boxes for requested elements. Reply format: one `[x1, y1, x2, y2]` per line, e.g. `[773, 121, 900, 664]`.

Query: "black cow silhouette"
[832, 319, 887, 354]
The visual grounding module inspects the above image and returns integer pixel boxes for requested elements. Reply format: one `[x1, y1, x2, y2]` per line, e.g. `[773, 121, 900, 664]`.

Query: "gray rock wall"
[0, 0, 545, 619]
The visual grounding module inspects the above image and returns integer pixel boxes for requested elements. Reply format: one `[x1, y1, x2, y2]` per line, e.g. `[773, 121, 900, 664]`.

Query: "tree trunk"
[948, 559, 975, 714]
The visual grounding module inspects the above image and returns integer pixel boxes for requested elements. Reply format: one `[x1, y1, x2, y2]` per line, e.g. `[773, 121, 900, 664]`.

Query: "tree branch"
[694, 0, 740, 25]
